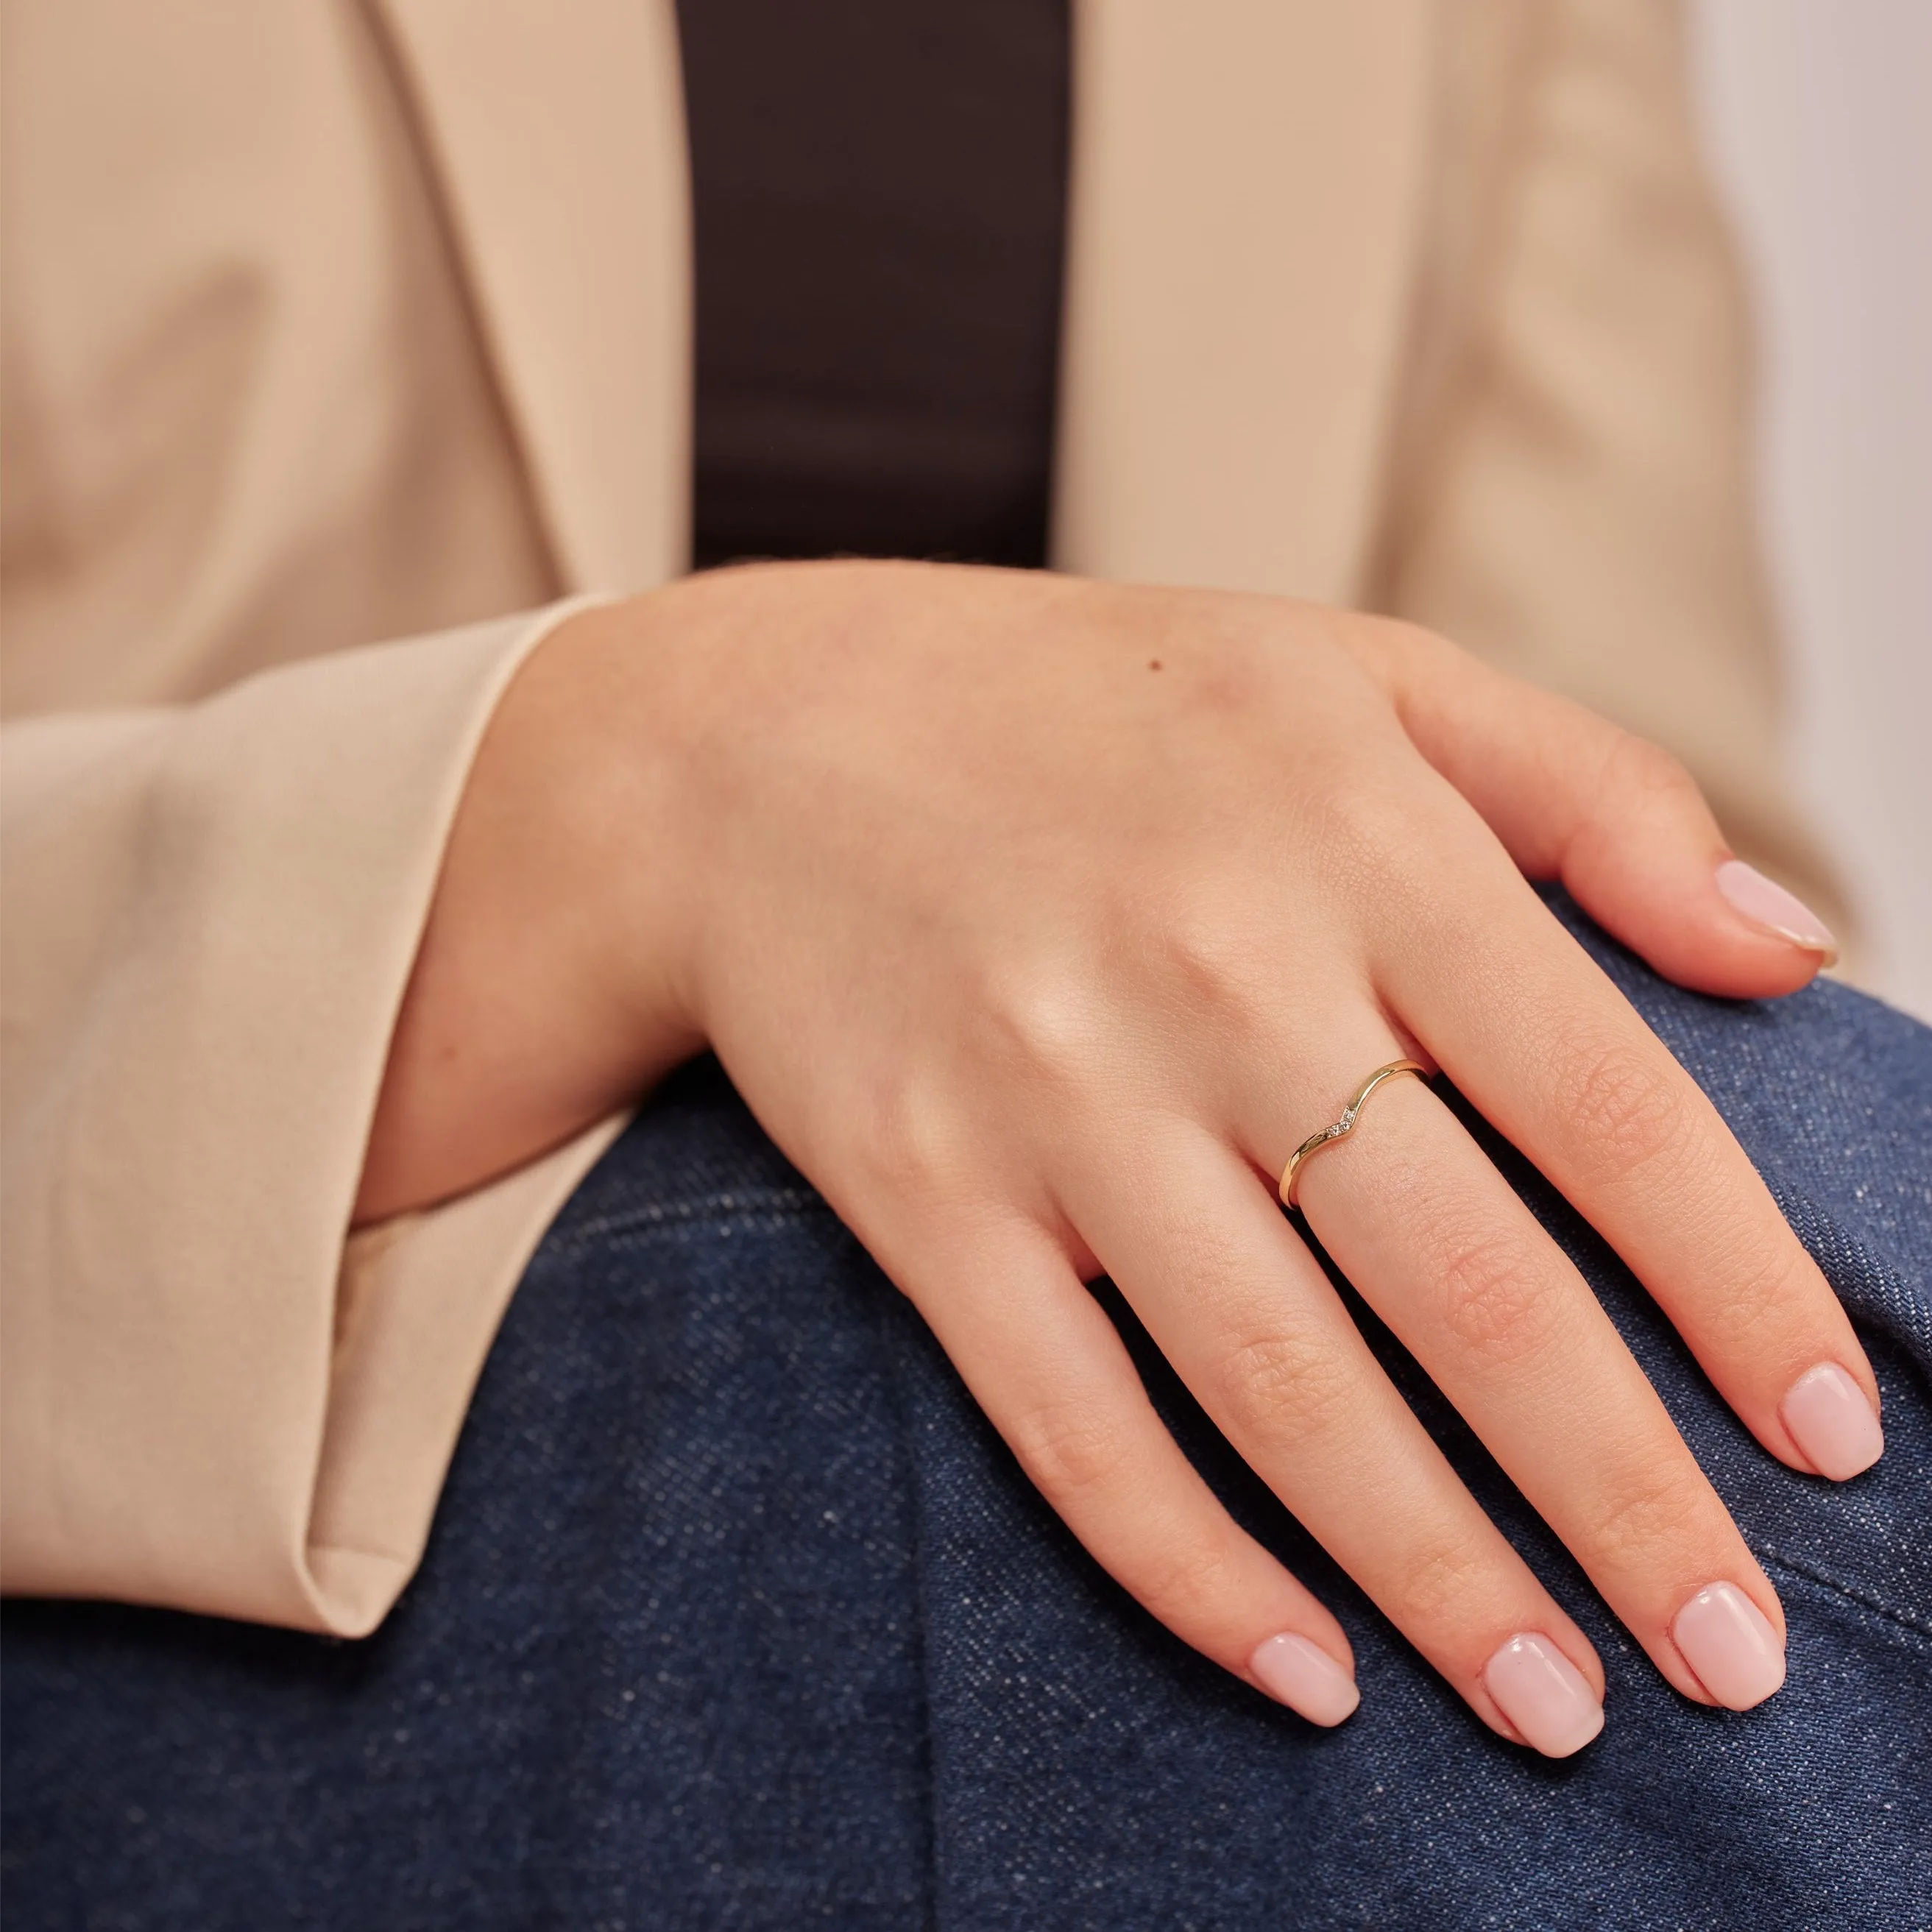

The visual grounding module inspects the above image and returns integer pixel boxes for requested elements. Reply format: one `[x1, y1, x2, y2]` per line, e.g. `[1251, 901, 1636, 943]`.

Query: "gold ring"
[1279, 1060, 1429, 1209]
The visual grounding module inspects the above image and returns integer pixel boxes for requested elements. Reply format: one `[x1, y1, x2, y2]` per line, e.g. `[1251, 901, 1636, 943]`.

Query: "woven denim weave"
[6, 895, 1928, 1928]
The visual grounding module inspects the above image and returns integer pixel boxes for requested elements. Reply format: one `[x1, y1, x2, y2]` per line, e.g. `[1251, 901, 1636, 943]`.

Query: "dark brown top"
[679, 0, 1069, 571]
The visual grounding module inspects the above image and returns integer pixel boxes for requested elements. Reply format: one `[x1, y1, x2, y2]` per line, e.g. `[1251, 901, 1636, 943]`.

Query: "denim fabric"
[6, 894, 1929, 1930]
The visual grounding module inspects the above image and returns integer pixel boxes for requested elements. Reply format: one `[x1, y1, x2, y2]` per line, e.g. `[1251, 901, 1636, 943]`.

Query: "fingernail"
[1482, 1633, 1604, 1758]
[1781, 1361, 1884, 1479]
[1672, 1582, 1786, 1709]
[1715, 859, 1837, 962]
[1249, 1632, 1360, 1727]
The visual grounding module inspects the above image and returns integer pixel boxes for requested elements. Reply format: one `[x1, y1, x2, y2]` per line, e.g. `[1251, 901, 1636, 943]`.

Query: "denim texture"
[6, 894, 1929, 1929]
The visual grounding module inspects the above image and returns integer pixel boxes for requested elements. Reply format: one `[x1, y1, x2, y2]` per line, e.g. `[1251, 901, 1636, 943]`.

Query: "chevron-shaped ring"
[1279, 1059, 1429, 1210]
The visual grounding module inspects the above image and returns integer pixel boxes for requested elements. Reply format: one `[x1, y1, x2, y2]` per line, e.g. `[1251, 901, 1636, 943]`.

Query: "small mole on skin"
[1148, 659, 1163, 671]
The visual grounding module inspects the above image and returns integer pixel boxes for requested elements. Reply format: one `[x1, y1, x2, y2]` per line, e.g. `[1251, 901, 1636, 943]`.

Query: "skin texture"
[358, 560, 1878, 1750]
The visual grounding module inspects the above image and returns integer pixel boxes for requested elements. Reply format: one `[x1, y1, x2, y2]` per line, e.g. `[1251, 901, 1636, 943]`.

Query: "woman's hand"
[360, 560, 1880, 1755]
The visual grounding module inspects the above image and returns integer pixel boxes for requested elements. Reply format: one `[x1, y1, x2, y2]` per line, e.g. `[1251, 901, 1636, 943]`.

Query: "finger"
[1069, 1125, 1611, 1758]
[1285, 1071, 1787, 1710]
[896, 1213, 1362, 1726]
[1374, 850, 1883, 1487]
[1346, 618, 1838, 997]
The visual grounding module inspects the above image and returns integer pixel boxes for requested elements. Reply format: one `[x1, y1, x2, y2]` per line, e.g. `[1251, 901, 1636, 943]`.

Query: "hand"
[361, 560, 1880, 1755]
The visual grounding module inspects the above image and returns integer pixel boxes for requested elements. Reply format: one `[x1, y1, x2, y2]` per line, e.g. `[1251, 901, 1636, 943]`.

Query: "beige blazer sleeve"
[1, 603, 624, 1633]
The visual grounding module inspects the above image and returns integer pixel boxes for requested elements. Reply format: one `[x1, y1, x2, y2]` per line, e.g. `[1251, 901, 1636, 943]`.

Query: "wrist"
[354, 591, 707, 1223]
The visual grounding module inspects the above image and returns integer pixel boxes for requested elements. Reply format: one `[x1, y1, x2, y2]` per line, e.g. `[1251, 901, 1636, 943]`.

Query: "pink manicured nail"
[1672, 1582, 1786, 1709]
[1249, 1633, 1360, 1727]
[1482, 1634, 1604, 1758]
[1715, 859, 1838, 961]
[1782, 1362, 1884, 1480]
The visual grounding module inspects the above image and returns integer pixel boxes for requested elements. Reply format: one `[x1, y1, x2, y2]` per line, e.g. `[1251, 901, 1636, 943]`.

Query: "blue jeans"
[5, 896, 1928, 1929]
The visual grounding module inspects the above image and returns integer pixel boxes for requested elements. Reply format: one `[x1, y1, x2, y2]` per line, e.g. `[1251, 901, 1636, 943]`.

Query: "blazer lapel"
[370, 0, 690, 595]
[1054, 0, 1436, 605]
[372, 0, 1429, 605]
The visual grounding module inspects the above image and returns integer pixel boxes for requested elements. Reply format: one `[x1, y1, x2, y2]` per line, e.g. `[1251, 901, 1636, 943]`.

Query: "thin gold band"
[1279, 1060, 1429, 1209]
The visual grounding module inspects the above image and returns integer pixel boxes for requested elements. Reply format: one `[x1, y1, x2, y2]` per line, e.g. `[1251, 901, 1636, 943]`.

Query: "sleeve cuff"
[3, 595, 618, 1630]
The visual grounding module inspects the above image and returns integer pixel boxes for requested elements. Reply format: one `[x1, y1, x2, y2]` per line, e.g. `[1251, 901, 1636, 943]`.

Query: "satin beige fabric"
[0, 0, 1836, 1632]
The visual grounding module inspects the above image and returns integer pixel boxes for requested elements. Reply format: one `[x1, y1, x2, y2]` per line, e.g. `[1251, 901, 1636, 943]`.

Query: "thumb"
[1356, 622, 1838, 999]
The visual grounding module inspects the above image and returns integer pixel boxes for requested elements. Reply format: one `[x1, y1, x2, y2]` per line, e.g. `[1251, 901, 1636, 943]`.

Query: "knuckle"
[1209, 1326, 1357, 1449]
[1135, 1524, 1247, 1624]
[1008, 1398, 1136, 1506]
[973, 965, 1105, 1093]
[1139, 882, 1268, 1021]
[847, 1072, 972, 1209]
[1007, 1407, 1248, 1624]
[1426, 1222, 1555, 1367]
[1552, 1038, 1691, 1187]
[1310, 765, 1415, 857]
[1585, 1464, 1713, 1570]
[1599, 730, 1702, 818]
[1328, 610, 1458, 687]
[1378, 616, 1463, 679]
[1301, 778, 1459, 920]
[1386, 1529, 1493, 1627]
[1699, 1236, 1818, 1348]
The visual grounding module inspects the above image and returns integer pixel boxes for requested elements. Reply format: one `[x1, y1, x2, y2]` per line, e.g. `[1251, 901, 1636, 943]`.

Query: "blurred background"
[1688, 0, 1932, 1022]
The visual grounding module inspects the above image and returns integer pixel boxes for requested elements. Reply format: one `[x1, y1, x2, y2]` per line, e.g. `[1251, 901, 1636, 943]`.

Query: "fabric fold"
[1, 596, 614, 1633]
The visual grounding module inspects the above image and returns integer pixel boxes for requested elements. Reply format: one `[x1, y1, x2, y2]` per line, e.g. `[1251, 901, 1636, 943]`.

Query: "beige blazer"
[0, 0, 1836, 1632]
